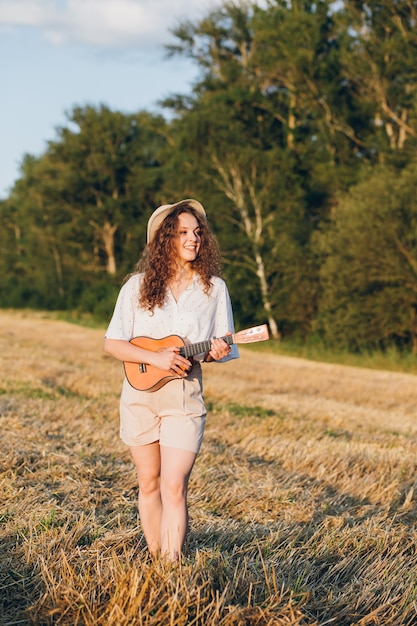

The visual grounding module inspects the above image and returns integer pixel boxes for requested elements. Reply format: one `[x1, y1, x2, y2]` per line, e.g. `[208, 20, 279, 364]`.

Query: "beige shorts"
[119, 362, 206, 453]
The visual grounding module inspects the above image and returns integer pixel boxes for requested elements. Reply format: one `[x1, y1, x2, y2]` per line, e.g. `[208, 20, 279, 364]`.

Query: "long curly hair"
[134, 204, 223, 312]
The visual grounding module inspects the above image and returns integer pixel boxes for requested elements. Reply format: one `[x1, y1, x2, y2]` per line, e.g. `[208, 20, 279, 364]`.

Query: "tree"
[164, 1, 338, 338]
[0, 106, 168, 315]
[340, 0, 417, 156]
[316, 163, 417, 352]
[47, 105, 168, 277]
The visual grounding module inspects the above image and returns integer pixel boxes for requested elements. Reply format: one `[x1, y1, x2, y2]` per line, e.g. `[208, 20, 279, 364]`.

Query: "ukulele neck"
[179, 335, 233, 359]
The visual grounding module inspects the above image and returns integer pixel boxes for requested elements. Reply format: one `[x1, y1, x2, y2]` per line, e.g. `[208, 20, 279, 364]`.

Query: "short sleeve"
[104, 275, 139, 340]
[212, 279, 239, 363]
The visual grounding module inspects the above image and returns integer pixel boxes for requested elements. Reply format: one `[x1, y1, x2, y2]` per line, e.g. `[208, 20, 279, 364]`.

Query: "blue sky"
[0, 0, 222, 199]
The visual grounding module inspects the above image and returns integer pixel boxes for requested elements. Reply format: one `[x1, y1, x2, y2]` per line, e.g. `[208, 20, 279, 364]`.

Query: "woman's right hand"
[104, 338, 190, 376]
[150, 346, 191, 376]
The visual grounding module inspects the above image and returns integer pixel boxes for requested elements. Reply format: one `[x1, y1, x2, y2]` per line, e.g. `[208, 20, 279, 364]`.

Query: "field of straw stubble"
[1, 311, 417, 625]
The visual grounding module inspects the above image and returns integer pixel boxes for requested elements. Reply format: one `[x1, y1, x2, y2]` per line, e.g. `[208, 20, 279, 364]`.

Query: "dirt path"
[1, 310, 416, 435]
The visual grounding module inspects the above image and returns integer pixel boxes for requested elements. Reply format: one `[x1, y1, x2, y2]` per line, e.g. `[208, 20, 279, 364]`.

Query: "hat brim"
[147, 199, 206, 243]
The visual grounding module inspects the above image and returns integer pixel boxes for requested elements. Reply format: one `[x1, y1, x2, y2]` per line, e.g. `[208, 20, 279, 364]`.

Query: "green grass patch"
[243, 337, 417, 375]
[206, 398, 280, 420]
[2, 385, 84, 400]
[225, 402, 277, 419]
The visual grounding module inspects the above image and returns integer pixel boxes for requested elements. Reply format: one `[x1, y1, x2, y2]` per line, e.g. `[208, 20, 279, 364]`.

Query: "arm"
[203, 279, 239, 363]
[104, 276, 189, 374]
[104, 337, 191, 374]
[203, 333, 232, 362]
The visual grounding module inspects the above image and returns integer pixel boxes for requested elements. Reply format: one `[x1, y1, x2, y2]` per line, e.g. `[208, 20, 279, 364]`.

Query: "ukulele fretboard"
[179, 335, 234, 358]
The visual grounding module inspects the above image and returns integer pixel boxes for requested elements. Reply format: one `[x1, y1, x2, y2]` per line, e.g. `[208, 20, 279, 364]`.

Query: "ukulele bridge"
[139, 363, 147, 373]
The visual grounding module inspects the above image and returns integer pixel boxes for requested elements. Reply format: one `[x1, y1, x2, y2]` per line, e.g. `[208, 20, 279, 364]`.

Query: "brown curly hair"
[134, 204, 223, 312]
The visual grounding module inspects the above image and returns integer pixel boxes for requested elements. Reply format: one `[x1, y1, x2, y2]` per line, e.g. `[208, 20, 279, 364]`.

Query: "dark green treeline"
[1, 0, 417, 352]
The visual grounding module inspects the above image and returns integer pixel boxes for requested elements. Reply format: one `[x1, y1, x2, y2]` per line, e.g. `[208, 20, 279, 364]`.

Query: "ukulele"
[124, 324, 270, 392]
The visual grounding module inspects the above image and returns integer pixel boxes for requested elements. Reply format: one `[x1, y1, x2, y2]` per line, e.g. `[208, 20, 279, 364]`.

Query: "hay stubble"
[1, 312, 416, 625]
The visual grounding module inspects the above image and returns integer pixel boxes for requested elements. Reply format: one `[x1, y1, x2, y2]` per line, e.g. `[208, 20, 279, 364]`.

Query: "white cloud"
[0, 0, 217, 48]
[0, 0, 56, 26]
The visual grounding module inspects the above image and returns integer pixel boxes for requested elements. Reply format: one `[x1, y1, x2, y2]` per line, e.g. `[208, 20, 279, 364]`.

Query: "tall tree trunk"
[411, 306, 417, 355]
[89, 219, 118, 275]
[51, 242, 64, 297]
[287, 92, 296, 150]
[211, 156, 280, 340]
[102, 221, 117, 275]
[254, 249, 280, 339]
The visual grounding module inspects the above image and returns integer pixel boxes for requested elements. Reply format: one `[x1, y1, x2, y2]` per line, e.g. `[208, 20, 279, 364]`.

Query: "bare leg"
[130, 442, 162, 555]
[159, 446, 197, 560]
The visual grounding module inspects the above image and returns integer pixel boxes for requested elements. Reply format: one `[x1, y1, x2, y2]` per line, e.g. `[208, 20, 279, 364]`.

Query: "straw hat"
[147, 199, 206, 243]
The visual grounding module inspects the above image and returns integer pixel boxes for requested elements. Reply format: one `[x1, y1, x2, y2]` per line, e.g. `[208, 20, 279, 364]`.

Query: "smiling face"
[174, 212, 202, 265]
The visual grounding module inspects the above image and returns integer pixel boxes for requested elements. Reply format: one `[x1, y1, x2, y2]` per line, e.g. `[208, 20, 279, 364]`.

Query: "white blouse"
[105, 273, 239, 362]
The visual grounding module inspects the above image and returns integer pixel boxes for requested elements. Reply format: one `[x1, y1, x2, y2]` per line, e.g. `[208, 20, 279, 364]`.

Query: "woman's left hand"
[208, 334, 232, 361]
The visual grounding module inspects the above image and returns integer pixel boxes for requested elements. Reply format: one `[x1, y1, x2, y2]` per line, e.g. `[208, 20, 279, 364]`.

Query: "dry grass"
[1, 310, 417, 625]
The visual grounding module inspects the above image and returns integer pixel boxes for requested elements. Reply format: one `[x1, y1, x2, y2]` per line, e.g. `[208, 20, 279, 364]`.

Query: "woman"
[104, 199, 238, 560]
